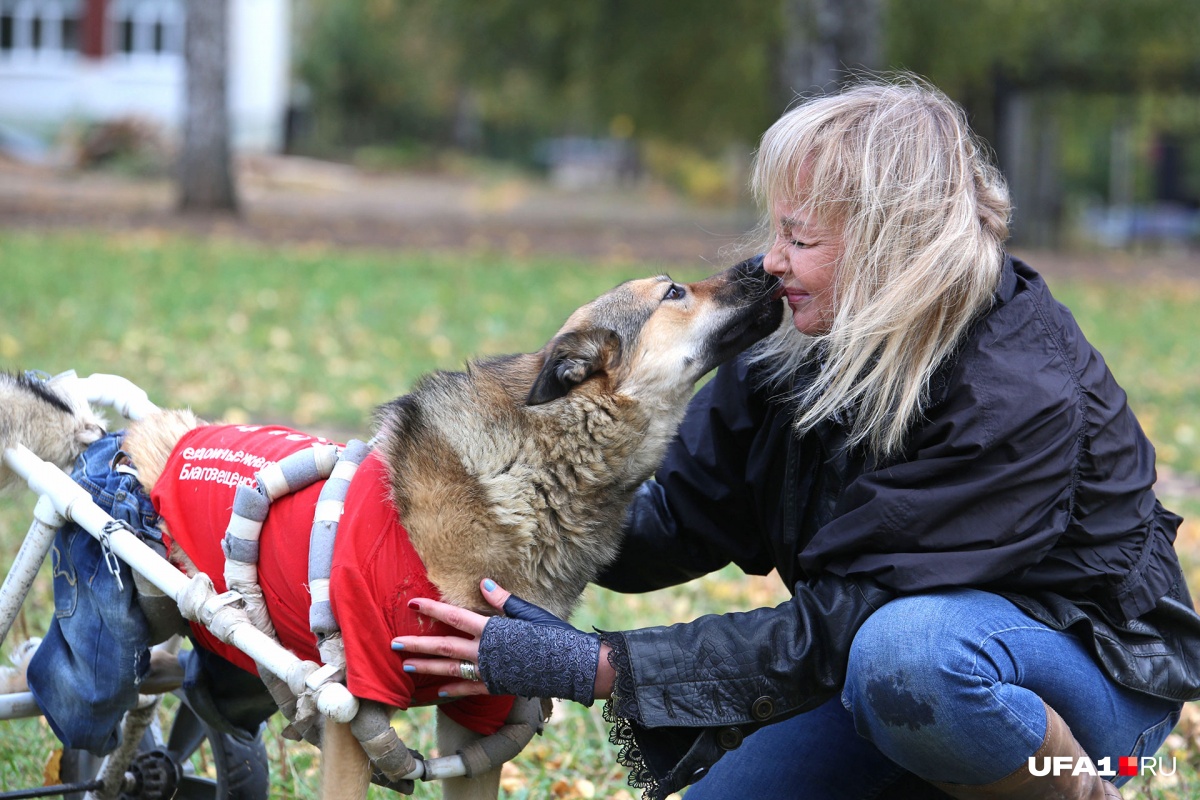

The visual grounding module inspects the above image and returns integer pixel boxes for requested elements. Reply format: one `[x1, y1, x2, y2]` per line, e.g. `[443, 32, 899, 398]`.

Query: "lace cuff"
[600, 631, 667, 800]
[476, 616, 600, 705]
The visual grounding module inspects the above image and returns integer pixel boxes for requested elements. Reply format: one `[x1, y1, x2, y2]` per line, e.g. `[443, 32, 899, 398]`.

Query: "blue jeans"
[26, 433, 277, 753]
[27, 432, 162, 755]
[685, 589, 1181, 799]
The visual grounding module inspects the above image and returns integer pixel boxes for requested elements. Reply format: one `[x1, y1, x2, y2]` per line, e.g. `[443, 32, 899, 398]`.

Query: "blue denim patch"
[27, 431, 161, 755]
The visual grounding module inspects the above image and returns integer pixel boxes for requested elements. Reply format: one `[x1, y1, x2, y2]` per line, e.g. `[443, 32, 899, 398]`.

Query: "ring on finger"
[459, 660, 480, 682]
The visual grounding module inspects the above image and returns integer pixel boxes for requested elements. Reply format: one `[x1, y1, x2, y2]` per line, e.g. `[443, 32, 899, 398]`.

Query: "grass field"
[0, 229, 1197, 798]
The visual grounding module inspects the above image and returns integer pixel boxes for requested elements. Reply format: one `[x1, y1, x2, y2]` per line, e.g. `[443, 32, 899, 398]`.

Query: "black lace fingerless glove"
[475, 595, 600, 705]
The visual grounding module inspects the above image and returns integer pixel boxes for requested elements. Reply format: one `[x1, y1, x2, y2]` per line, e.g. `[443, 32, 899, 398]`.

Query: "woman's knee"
[847, 592, 970, 680]
[842, 590, 1014, 726]
[841, 591, 1045, 782]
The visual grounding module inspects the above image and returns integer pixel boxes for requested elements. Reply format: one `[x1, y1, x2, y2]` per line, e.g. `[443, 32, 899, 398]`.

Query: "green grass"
[0, 230, 1197, 798]
[0, 230, 710, 432]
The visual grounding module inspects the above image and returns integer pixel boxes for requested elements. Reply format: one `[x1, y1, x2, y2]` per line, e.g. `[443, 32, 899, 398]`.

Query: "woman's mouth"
[784, 289, 811, 308]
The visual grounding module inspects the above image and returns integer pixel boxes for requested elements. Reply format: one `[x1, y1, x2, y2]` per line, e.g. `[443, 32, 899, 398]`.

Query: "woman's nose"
[763, 243, 786, 277]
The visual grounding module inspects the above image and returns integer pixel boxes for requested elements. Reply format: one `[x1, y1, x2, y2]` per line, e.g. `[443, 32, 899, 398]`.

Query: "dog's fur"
[0, 372, 106, 492]
[5, 263, 781, 799]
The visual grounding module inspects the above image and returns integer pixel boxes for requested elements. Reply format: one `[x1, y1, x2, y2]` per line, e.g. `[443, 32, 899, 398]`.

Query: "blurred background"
[0, 0, 1199, 252]
[0, 2, 1199, 798]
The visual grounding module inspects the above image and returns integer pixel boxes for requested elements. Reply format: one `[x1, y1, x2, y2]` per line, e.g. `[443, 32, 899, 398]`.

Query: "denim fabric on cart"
[27, 431, 162, 755]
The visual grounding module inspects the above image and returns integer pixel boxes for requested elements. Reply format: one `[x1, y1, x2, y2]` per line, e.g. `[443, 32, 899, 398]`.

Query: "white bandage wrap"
[224, 559, 259, 587]
[312, 443, 340, 476]
[225, 513, 263, 542]
[330, 458, 358, 483]
[313, 499, 343, 524]
[256, 463, 290, 501]
[309, 578, 330, 604]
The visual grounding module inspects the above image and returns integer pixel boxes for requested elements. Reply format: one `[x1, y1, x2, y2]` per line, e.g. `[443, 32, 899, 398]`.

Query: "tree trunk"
[779, 0, 881, 104]
[178, 0, 238, 213]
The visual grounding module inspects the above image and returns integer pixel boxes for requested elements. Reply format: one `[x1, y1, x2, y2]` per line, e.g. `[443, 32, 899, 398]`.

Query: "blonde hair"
[749, 75, 1011, 460]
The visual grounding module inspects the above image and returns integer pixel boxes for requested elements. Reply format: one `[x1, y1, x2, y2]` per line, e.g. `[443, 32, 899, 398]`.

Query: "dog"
[4, 259, 782, 800]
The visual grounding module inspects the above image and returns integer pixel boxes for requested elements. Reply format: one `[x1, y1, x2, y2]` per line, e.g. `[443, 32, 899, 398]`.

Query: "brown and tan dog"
[16, 261, 782, 799]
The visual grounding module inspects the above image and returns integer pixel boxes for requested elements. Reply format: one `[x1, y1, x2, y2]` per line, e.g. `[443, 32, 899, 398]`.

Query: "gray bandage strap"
[221, 443, 340, 640]
[214, 438, 426, 780]
[216, 442, 341, 739]
[309, 439, 371, 644]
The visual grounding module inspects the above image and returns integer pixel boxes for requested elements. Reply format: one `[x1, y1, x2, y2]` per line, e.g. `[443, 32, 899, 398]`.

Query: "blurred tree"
[299, 0, 782, 157]
[887, 0, 1200, 245]
[178, 0, 238, 213]
[294, 0, 1200, 227]
[299, 0, 475, 153]
[886, 0, 1200, 142]
[779, 0, 882, 100]
[297, 0, 1200, 153]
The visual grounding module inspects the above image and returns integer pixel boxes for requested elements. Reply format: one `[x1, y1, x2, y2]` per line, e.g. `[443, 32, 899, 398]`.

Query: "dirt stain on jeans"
[865, 673, 936, 730]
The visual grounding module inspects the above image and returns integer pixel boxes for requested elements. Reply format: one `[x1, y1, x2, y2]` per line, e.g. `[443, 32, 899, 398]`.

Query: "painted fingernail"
[438, 691, 450, 698]
[391, 642, 404, 651]
[408, 601, 420, 610]
[483, 578, 497, 592]
[403, 665, 416, 673]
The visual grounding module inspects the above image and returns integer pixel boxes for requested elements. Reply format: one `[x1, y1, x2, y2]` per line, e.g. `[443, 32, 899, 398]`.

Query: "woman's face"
[763, 199, 844, 335]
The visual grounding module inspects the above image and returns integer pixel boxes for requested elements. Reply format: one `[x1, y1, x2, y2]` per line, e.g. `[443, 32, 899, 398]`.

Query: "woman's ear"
[526, 328, 620, 406]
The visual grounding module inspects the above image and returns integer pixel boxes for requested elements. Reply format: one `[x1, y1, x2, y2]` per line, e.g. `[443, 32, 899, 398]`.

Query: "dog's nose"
[730, 255, 781, 297]
[731, 254, 766, 276]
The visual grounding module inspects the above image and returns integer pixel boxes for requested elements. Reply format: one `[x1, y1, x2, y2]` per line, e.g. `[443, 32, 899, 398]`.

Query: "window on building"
[59, 4, 76, 50]
[118, 14, 132, 52]
[0, 12, 13, 53]
[0, 0, 83, 57]
[108, 0, 181, 59]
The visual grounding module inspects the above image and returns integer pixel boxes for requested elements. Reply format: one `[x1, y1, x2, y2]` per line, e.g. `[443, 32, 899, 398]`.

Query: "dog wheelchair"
[0, 372, 545, 799]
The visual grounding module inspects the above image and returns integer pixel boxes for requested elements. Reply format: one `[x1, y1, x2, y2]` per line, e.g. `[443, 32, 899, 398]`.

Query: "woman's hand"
[390, 578, 510, 698]
[392, 579, 615, 701]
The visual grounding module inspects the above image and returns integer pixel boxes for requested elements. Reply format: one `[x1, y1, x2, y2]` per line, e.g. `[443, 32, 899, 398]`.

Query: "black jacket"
[597, 257, 1200, 798]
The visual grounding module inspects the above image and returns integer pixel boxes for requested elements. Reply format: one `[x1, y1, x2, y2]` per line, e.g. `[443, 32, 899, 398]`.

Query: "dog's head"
[527, 257, 783, 405]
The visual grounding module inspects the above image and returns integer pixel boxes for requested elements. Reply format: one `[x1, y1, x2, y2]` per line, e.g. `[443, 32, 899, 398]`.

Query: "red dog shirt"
[151, 424, 513, 735]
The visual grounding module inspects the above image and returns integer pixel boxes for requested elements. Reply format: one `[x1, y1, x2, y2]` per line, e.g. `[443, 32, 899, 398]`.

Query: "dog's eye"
[663, 284, 686, 301]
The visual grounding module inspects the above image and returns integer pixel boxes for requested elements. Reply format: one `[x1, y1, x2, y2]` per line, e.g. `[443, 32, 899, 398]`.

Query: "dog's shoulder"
[122, 409, 203, 491]
[375, 353, 541, 444]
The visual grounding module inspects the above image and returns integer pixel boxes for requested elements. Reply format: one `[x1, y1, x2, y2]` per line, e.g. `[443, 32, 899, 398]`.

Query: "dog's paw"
[0, 637, 41, 692]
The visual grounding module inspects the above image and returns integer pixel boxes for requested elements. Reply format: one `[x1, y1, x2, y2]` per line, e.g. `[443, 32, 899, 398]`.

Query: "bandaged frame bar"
[0, 372, 542, 790]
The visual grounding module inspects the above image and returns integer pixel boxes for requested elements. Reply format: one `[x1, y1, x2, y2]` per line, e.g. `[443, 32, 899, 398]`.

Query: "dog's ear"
[527, 328, 621, 406]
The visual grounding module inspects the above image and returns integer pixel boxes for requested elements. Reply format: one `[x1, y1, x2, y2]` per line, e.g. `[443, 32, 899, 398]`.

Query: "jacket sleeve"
[596, 357, 780, 593]
[600, 572, 895, 799]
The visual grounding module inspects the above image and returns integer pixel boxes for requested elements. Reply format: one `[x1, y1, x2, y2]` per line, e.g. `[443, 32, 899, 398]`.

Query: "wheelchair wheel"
[59, 690, 269, 800]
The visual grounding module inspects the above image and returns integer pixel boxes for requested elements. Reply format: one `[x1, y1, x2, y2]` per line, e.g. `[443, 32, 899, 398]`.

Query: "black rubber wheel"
[59, 691, 269, 800]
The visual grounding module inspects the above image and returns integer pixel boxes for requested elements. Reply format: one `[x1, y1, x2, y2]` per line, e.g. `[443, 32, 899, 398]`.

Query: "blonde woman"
[396, 77, 1199, 800]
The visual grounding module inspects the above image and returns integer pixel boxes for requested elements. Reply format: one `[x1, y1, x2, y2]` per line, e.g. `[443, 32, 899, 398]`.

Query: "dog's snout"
[758, 270, 783, 299]
[724, 255, 782, 300]
[732, 254, 765, 273]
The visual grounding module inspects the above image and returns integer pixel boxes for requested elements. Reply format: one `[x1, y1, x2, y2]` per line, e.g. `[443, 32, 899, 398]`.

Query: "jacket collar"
[997, 253, 1018, 303]
[923, 253, 1015, 412]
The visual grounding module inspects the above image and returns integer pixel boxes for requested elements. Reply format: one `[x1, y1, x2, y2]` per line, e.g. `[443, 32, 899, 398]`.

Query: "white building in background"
[0, 0, 291, 153]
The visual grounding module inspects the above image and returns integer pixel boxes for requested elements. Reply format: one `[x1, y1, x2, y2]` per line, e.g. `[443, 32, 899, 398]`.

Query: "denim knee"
[840, 589, 1188, 786]
[843, 590, 979, 720]
[841, 591, 1038, 775]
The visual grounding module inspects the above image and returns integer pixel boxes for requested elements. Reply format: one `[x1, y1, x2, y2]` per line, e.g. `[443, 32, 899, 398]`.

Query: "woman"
[393, 77, 1200, 799]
